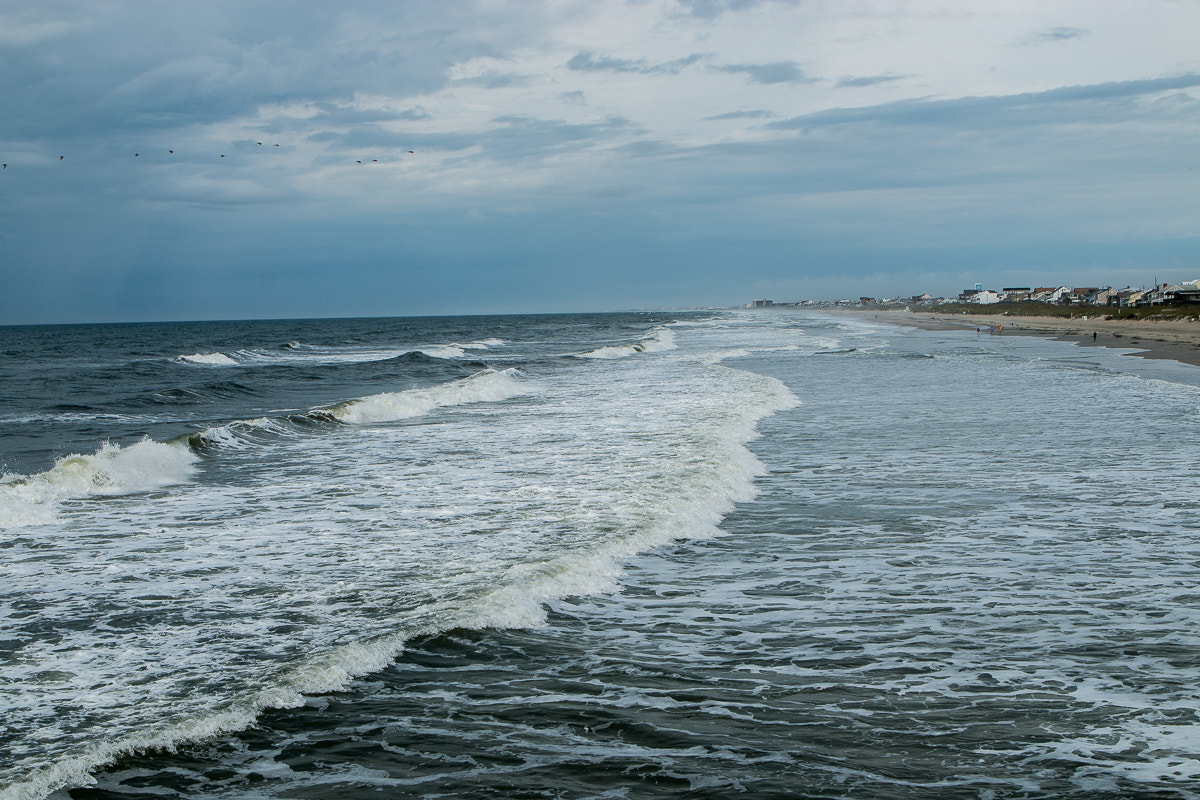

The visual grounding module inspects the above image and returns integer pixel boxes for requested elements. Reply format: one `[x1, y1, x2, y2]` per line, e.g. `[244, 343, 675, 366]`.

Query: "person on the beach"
[1093, 331, 1097, 341]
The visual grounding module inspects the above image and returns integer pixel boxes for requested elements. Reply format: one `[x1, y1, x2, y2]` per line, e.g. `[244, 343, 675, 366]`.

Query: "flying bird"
[169, 150, 174, 154]
[257, 142, 263, 146]
[59, 155, 64, 160]
[408, 150, 414, 154]
[135, 153, 140, 157]
[2, 164, 6, 169]
[221, 154, 226, 158]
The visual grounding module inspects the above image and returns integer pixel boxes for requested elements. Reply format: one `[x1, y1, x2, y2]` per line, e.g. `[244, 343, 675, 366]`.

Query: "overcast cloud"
[1, 0, 1198, 323]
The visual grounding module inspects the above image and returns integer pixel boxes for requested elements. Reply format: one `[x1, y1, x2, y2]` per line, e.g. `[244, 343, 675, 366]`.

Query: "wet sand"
[842, 309, 1200, 368]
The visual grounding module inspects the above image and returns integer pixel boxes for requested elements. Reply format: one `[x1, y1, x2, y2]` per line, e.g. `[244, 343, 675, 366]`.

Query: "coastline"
[836, 309, 1200, 369]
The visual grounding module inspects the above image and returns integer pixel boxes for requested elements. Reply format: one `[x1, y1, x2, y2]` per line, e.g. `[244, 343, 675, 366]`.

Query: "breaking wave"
[175, 339, 506, 368]
[176, 352, 238, 366]
[577, 328, 676, 359]
[0, 440, 198, 528]
[324, 368, 526, 425]
[180, 369, 529, 452]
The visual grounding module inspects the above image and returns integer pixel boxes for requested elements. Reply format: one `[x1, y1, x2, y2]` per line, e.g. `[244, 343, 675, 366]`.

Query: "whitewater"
[2, 311, 1199, 799]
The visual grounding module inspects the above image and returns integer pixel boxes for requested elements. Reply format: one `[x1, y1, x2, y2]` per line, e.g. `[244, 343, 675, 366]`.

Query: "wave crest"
[578, 327, 676, 359]
[176, 352, 238, 366]
[326, 369, 527, 425]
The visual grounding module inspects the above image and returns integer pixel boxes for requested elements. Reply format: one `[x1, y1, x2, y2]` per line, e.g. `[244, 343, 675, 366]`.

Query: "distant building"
[751, 299, 774, 307]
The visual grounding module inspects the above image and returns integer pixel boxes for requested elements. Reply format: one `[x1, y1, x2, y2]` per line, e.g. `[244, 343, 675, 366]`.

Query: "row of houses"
[750, 280, 1200, 309]
[955, 281, 1200, 307]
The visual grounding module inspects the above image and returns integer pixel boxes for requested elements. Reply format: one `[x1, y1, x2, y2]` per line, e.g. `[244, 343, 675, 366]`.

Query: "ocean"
[2, 310, 1199, 800]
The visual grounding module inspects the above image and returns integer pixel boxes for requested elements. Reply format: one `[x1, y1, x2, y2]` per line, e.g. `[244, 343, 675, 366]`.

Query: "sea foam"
[0, 440, 197, 527]
[177, 352, 238, 366]
[578, 327, 676, 359]
[328, 368, 527, 425]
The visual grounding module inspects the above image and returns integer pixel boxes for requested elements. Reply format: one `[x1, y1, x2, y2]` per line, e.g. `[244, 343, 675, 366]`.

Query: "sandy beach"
[843, 309, 1200, 369]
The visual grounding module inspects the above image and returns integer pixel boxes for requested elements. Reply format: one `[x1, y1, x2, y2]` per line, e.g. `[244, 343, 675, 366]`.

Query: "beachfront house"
[1065, 287, 1101, 305]
[969, 290, 1001, 304]
[1163, 281, 1200, 304]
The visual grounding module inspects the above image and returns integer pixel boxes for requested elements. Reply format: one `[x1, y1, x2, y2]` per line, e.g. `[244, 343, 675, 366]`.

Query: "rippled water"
[4, 312, 1200, 799]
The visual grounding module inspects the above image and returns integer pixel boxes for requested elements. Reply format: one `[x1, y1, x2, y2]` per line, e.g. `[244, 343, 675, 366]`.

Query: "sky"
[1, 0, 1198, 323]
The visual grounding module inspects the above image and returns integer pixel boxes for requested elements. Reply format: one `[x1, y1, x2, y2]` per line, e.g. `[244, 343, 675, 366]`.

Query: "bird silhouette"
[6, 139, 426, 174]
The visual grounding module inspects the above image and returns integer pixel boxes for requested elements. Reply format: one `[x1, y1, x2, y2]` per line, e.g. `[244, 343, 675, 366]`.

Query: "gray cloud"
[704, 109, 775, 120]
[770, 74, 1200, 130]
[0, 1, 546, 144]
[714, 61, 811, 85]
[836, 74, 905, 89]
[1017, 26, 1089, 45]
[450, 71, 531, 90]
[567, 51, 704, 75]
[673, 0, 797, 19]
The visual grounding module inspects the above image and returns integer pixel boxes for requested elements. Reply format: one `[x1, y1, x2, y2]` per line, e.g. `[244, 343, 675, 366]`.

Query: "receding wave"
[0, 440, 197, 527]
[577, 327, 676, 359]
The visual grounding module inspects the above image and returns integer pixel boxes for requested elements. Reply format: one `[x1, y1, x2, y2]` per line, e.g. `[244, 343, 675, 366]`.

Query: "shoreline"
[836, 309, 1200, 369]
